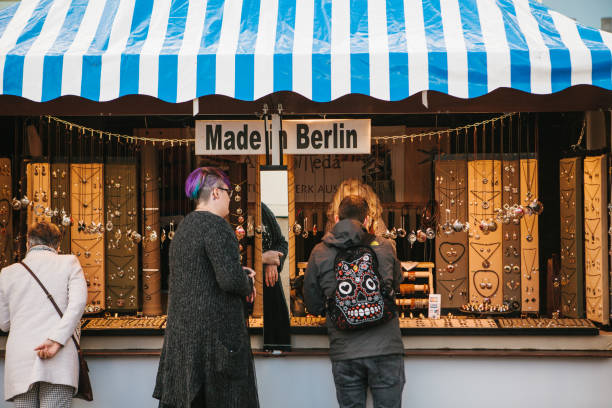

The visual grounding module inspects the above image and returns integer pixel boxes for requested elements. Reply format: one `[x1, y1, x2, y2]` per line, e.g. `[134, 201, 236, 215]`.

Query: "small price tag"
[428, 294, 441, 319]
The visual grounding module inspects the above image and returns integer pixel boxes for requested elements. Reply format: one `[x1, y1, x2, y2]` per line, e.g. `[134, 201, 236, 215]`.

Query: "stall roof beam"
[0, 85, 609, 116]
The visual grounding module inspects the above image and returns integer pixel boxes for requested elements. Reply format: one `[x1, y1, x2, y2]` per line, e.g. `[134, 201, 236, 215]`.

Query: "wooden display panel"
[0, 159, 11, 268]
[287, 156, 302, 319]
[501, 158, 521, 309]
[105, 164, 139, 312]
[26, 163, 51, 226]
[434, 159, 468, 308]
[520, 159, 540, 313]
[70, 163, 105, 314]
[468, 160, 503, 305]
[50, 163, 71, 254]
[141, 144, 162, 316]
[559, 157, 584, 317]
[583, 155, 609, 324]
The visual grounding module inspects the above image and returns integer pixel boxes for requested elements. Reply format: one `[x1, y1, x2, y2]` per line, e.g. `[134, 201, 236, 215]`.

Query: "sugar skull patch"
[335, 253, 384, 325]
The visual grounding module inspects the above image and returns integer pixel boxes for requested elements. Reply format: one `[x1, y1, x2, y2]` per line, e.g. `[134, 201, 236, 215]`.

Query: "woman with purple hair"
[153, 167, 259, 408]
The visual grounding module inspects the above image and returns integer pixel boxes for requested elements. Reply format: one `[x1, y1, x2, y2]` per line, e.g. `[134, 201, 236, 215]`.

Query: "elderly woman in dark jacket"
[153, 167, 258, 408]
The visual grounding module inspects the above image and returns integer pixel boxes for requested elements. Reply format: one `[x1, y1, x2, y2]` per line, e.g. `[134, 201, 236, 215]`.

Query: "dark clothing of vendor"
[304, 196, 405, 408]
[261, 202, 291, 349]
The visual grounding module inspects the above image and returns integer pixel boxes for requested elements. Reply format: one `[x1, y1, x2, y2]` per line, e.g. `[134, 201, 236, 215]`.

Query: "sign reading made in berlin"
[195, 119, 371, 155]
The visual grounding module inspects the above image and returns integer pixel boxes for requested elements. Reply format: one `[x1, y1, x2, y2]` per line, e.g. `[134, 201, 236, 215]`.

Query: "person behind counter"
[261, 202, 291, 350]
[304, 195, 405, 408]
[153, 166, 259, 408]
[0, 221, 88, 407]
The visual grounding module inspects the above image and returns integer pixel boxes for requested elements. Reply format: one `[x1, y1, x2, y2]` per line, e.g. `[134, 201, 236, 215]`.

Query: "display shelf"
[81, 316, 166, 330]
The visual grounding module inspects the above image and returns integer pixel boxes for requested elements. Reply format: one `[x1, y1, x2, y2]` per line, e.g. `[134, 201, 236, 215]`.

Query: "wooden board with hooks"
[559, 157, 583, 318]
[434, 159, 469, 308]
[501, 158, 521, 310]
[583, 155, 608, 324]
[520, 159, 540, 313]
[105, 164, 139, 312]
[70, 163, 105, 314]
[26, 163, 51, 227]
[50, 163, 70, 254]
[468, 160, 503, 306]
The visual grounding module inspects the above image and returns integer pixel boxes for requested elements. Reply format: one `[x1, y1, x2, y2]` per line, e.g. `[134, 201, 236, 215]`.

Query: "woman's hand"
[265, 264, 279, 287]
[34, 339, 62, 360]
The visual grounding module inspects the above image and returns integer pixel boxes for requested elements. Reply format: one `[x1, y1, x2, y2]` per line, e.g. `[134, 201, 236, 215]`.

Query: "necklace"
[561, 215, 576, 237]
[437, 277, 467, 300]
[469, 190, 500, 211]
[107, 254, 136, 277]
[584, 184, 601, 213]
[72, 165, 101, 186]
[107, 285, 137, 308]
[469, 242, 500, 268]
[586, 272, 602, 293]
[472, 270, 499, 298]
[438, 242, 466, 264]
[560, 237, 575, 259]
[561, 291, 576, 313]
[521, 160, 537, 202]
[561, 265, 576, 285]
[559, 189, 575, 209]
[560, 161, 574, 184]
[72, 238, 102, 257]
[472, 161, 492, 185]
[522, 247, 538, 278]
[585, 246, 601, 270]
[521, 159, 537, 202]
[584, 218, 601, 243]
[522, 214, 536, 242]
[584, 158, 600, 182]
[74, 192, 102, 211]
[586, 296, 602, 316]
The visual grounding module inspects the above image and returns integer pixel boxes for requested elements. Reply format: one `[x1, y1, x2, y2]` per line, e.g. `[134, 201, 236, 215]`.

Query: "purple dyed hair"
[185, 167, 231, 201]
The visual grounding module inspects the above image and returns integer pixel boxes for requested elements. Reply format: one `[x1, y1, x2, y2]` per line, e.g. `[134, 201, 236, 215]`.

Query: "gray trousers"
[331, 354, 405, 408]
[13, 382, 73, 408]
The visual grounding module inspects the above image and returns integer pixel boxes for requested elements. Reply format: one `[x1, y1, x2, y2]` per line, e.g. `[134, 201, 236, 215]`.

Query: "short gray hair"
[27, 221, 62, 249]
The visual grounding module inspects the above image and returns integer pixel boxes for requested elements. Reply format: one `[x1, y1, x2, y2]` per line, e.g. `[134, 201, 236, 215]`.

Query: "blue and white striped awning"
[0, 0, 610, 103]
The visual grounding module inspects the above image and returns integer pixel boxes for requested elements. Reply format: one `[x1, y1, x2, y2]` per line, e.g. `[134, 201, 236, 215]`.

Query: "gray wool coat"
[153, 211, 258, 408]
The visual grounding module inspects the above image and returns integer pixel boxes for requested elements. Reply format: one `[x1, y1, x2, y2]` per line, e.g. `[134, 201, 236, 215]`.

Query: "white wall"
[0, 355, 611, 407]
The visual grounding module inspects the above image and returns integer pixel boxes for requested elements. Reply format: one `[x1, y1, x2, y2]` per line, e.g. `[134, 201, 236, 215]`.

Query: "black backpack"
[326, 234, 396, 330]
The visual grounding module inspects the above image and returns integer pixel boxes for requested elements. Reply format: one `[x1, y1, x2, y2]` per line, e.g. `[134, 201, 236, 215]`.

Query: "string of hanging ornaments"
[44, 113, 516, 147]
[372, 112, 516, 144]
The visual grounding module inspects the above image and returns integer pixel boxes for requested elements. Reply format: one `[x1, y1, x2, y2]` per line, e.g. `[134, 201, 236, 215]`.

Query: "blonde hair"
[326, 179, 387, 234]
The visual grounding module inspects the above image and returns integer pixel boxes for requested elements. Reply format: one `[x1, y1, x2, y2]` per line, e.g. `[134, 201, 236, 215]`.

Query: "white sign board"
[195, 120, 266, 155]
[195, 119, 371, 155]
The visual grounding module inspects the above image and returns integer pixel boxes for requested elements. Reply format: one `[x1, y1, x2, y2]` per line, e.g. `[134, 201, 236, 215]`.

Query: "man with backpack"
[304, 195, 405, 408]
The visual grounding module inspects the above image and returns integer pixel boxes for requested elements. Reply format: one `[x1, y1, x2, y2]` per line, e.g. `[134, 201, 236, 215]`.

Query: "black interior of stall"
[0, 111, 606, 319]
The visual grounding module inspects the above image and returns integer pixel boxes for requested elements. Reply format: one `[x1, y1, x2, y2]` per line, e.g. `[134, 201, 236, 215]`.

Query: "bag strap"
[20, 261, 81, 352]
